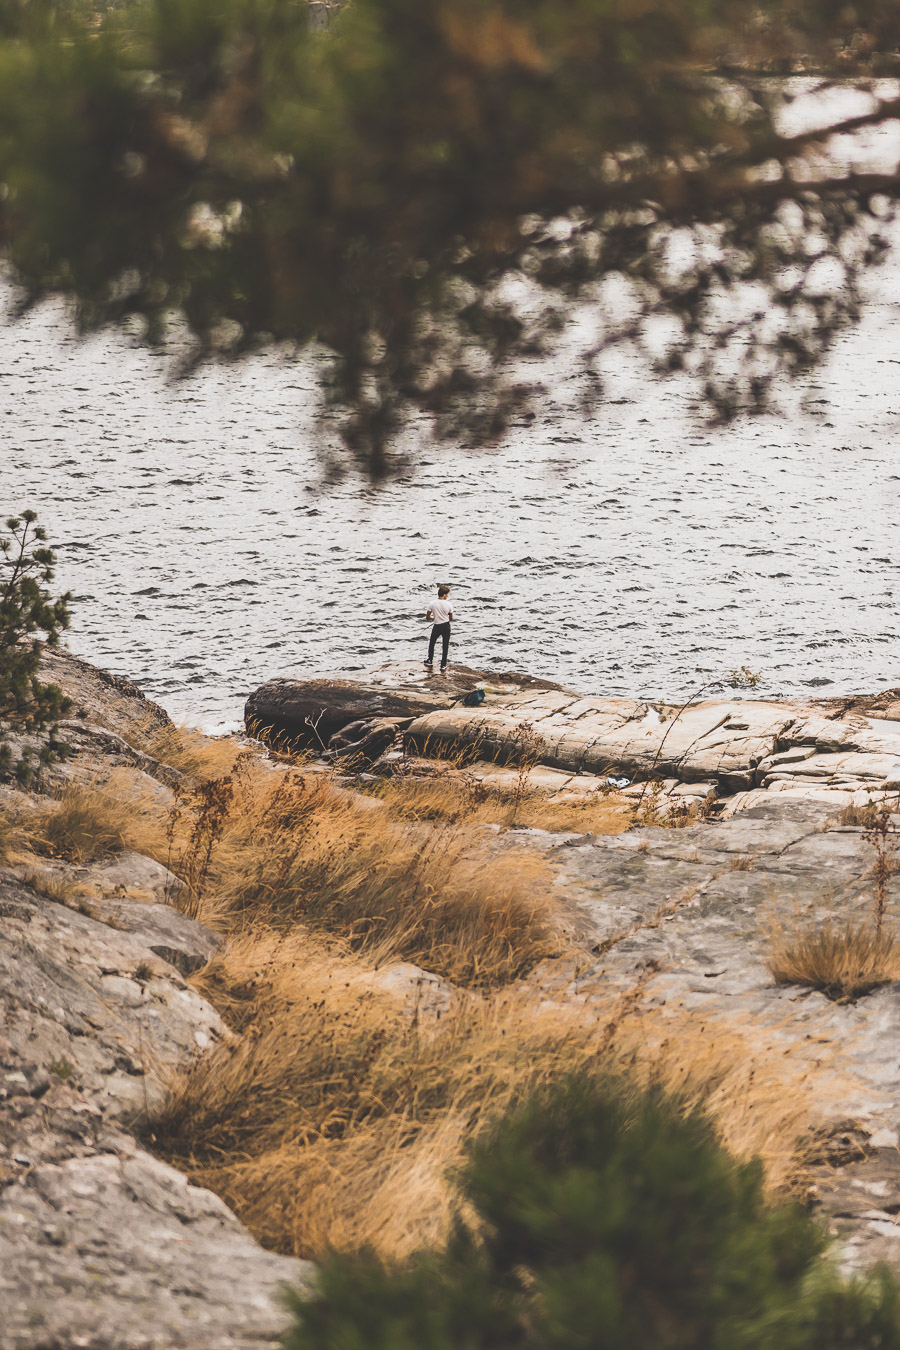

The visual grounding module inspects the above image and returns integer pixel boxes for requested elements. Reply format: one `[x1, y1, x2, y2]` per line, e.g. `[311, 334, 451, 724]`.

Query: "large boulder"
[244, 663, 571, 748]
[0, 874, 224, 1120]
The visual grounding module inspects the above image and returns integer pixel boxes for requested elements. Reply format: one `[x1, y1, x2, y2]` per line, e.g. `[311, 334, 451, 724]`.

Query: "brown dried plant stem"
[863, 807, 898, 937]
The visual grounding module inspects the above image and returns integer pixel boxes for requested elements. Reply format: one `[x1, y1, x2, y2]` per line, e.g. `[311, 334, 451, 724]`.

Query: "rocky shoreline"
[5, 652, 900, 1346]
[247, 663, 900, 818]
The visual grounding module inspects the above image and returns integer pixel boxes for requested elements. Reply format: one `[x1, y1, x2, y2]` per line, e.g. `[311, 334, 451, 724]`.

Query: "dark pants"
[427, 623, 451, 667]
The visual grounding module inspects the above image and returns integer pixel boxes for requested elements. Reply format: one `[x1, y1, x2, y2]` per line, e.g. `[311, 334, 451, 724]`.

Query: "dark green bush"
[283, 1076, 900, 1350]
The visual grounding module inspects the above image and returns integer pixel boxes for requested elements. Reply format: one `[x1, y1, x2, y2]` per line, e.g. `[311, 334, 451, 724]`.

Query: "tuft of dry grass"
[2, 753, 558, 990]
[766, 911, 900, 1001]
[28, 780, 136, 862]
[837, 800, 882, 827]
[0, 798, 26, 862]
[372, 773, 634, 835]
[133, 720, 245, 781]
[149, 927, 838, 1261]
[23, 770, 169, 865]
[22, 868, 79, 906]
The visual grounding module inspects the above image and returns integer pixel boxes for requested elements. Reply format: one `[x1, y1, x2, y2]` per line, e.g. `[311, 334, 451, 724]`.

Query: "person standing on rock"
[424, 584, 453, 673]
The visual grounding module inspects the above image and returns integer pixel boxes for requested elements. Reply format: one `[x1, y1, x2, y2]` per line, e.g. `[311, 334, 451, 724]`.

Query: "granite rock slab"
[244, 663, 571, 747]
[534, 798, 900, 1273]
[0, 872, 308, 1349]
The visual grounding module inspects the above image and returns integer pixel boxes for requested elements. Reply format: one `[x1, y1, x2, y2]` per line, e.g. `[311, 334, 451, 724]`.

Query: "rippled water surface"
[4, 87, 900, 728]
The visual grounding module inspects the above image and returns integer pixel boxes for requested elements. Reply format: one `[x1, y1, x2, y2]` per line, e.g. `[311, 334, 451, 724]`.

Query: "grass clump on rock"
[284, 1075, 900, 1350]
[165, 764, 558, 989]
[29, 779, 137, 864]
[767, 914, 900, 1002]
[149, 932, 826, 1263]
[372, 771, 633, 835]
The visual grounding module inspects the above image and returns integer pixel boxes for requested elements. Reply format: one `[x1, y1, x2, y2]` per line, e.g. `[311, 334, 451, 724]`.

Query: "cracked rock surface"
[249, 664, 900, 814]
[537, 798, 900, 1275]
[0, 647, 313, 1350]
[0, 873, 312, 1350]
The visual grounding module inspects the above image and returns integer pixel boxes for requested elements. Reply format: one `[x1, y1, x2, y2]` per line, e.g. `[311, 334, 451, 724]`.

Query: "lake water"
[3, 87, 900, 730]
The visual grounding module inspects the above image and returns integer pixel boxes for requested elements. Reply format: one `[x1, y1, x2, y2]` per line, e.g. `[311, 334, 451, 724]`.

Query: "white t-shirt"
[428, 598, 453, 624]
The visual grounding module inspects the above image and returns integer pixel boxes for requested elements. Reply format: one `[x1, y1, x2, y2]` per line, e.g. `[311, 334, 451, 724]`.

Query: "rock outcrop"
[40, 646, 171, 742]
[244, 663, 569, 749]
[1, 647, 179, 794]
[251, 665, 900, 816]
[0, 871, 312, 1350]
[0, 650, 313, 1350]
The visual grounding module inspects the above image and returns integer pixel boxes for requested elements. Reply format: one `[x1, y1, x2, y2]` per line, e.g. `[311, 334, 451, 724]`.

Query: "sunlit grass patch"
[23, 769, 169, 865]
[767, 911, 900, 1002]
[0, 794, 27, 862]
[168, 766, 559, 987]
[372, 771, 634, 834]
[133, 719, 246, 780]
[150, 935, 834, 1262]
[29, 779, 135, 863]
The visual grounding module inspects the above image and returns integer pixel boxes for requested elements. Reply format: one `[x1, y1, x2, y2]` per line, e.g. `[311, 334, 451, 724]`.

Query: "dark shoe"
[440, 665, 448, 672]
[424, 661, 433, 669]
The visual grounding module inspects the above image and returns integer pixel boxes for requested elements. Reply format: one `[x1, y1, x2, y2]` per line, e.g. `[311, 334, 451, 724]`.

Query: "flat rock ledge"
[245, 663, 569, 750]
[247, 665, 900, 815]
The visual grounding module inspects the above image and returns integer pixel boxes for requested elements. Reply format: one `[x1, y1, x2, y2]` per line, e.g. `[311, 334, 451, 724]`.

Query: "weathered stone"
[244, 663, 572, 747]
[0, 722, 178, 796]
[530, 796, 900, 1272]
[87, 895, 222, 977]
[0, 870, 308, 1349]
[0, 650, 312, 1346]
[0, 1123, 312, 1350]
[0, 876, 225, 1119]
[39, 645, 171, 742]
[325, 716, 408, 766]
[89, 850, 183, 902]
[368, 962, 459, 1020]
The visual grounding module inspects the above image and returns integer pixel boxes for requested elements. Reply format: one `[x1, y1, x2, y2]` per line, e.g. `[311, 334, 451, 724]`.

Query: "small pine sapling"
[284, 1074, 900, 1350]
[0, 511, 73, 784]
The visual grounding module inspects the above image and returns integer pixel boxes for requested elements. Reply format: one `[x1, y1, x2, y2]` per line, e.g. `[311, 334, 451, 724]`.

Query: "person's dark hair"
[437, 585, 450, 597]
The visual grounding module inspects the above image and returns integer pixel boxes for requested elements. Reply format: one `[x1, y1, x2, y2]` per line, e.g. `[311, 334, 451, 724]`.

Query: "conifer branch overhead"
[0, 0, 898, 473]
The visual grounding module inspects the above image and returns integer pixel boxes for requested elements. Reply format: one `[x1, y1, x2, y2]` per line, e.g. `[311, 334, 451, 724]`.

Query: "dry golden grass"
[0, 797, 26, 862]
[3, 751, 558, 988]
[837, 800, 882, 827]
[133, 720, 245, 780]
[28, 779, 135, 862]
[21, 867, 79, 906]
[766, 911, 900, 1001]
[12, 742, 844, 1267]
[163, 764, 559, 987]
[23, 770, 169, 865]
[372, 772, 634, 834]
[149, 926, 838, 1261]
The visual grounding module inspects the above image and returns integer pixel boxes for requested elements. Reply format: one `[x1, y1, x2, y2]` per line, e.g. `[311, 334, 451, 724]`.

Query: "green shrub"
[283, 1076, 900, 1350]
[0, 511, 72, 784]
